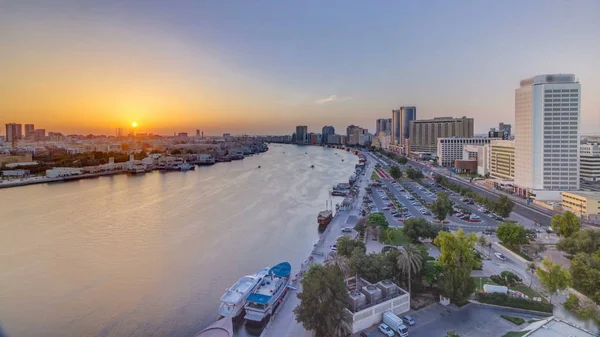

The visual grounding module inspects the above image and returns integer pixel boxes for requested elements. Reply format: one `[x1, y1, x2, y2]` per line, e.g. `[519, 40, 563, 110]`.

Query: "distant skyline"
[2, 0, 600, 136]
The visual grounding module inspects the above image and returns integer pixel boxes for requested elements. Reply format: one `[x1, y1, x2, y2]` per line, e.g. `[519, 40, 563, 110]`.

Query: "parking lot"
[353, 303, 549, 337]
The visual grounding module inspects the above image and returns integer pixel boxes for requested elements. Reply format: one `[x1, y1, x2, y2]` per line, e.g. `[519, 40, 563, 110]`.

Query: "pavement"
[260, 154, 375, 337]
[355, 303, 549, 337]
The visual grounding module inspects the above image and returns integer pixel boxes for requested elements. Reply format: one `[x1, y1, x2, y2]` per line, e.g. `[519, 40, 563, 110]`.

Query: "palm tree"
[396, 244, 423, 294]
[478, 235, 487, 258]
[527, 262, 537, 287]
[486, 242, 493, 259]
[325, 251, 351, 278]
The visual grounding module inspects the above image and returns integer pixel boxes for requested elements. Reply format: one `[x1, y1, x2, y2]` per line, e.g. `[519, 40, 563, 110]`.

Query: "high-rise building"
[24, 124, 35, 138]
[391, 109, 401, 145]
[489, 140, 515, 180]
[34, 129, 46, 141]
[376, 118, 392, 135]
[498, 122, 512, 138]
[295, 125, 308, 144]
[409, 117, 474, 153]
[580, 144, 600, 182]
[488, 122, 512, 140]
[399, 106, 416, 151]
[437, 137, 492, 167]
[514, 74, 580, 198]
[5, 123, 22, 142]
[322, 125, 335, 144]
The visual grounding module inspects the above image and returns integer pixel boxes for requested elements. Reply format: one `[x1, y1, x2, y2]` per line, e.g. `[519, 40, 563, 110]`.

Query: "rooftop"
[524, 317, 597, 337]
[520, 74, 578, 87]
[562, 191, 600, 200]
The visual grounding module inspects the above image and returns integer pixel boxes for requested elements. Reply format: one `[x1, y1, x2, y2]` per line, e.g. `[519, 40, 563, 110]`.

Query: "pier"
[193, 316, 234, 337]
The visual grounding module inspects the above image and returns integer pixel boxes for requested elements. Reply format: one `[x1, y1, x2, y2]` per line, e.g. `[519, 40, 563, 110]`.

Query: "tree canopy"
[336, 237, 366, 258]
[430, 192, 454, 221]
[389, 166, 403, 180]
[496, 222, 528, 248]
[551, 211, 581, 238]
[537, 257, 572, 304]
[569, 251, 600, 304]
[557, 229, 600, 255]
[367, 212, 389, 229]
[403, 218, 444, 243]
[405, 168, 424, 180]
[295, 264, 348, 337]
[434, 229, 478, 304]
[493, 195, 515, 218]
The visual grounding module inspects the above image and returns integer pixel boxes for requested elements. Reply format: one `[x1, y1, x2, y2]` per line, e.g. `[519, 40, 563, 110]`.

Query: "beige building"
[408, 116, 474, 153]
[489, 140, 515, 180]
[561, 191, 600, 216]
[580, 143, 600, 182]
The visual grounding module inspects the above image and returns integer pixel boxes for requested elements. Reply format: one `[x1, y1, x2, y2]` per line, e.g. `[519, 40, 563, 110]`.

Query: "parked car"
[495, 252, 507, 261]
[402, 315, 416, 326]
[341, 227, 353, 233]
[378, 323, 395, 337]
[330, 244, 337, 252]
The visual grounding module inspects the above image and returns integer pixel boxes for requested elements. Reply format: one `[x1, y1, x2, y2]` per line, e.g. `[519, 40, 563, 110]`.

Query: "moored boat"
[244, 262, 291, 326]
[198, 154, 216, 165]
[317, 210, 333, 226]
[217, 267, 269, 319]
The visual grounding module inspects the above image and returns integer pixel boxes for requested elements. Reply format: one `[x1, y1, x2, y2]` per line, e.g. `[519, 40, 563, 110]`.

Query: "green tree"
[493, 195, 515, 218]
[396, 244, 423, 294]
[527, 262, 537, 287]
[434, 229, 478, 304]
[478, 235, 487, 257]
[563, 293, 580, 311]
[367, 212, 389, 229]
[551, 211, 581, 238]
[537, 257, 572, 304]
[446, 330, 460, 337]
[336, 237, 366, 258]
[403, 218, 438, 243]
[557, 229, 600, 255]
[295, 264, 348, 337]
[389, 166, 403, 180]
[397, 156, 408, 165]
[569, 252, 600, 304]
[496, 222, 528, 249]
[431, 192, 454, 221]
[500, 271, 522, 286]
[325, 251, 351, 277]
[406, 168, 424, 180]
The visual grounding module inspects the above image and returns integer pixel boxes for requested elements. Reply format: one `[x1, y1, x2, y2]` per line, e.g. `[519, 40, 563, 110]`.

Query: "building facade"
[409, 116, 474, 153]
[514, 74, 581, 197]
[375, 118, 391, 135]
[561, 191, 600, 216]
[580, 143, 600, 182]
[437, 137, 490, 167]
[321, 125, 335, 144]
[5, 123, 22, 142]
[391, 109, 401, 145]
[24, 124, 35, 138]
[399, 106, 416, 152]
[489, 139, 515, 180]
[295, 125, 308, 144]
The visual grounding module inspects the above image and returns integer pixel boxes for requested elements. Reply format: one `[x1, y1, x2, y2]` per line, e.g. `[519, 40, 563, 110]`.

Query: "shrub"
[490, 274, 506, 285]
[501, 315, 525, 325]
[500, 271, 522, 286]
[563, 294, 580, 311]
[475, 292, 553, 313]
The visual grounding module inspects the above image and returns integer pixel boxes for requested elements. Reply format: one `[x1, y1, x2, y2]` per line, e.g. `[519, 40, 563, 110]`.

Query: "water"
[0, 144, 358, 337]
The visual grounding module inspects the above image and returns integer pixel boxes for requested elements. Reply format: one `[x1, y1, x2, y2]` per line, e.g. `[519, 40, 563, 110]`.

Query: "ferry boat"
[217, 267, 270, 319]
[317, 210, 333, 226]
[198, 154, 216, 165]
[244, 262, 291, 325]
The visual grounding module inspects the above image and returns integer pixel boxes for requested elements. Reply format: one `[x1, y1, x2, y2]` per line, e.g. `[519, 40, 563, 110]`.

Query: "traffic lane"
[448, 195, 497, 225]
[383, 180, 428, 221]
[369, 188, 402, 227]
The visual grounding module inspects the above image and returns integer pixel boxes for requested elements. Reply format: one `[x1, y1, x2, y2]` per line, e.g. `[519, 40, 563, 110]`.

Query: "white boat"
[244, 262, 292, 325]
[198, 154, 216, 165]
[218, 267, 269, 319]
[177, 163, 195, 171]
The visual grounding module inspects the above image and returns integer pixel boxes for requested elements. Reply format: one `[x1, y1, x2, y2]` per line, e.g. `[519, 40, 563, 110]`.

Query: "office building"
[514, 74, 580, 198]
[391, 109, 401, 145]
[463, 144, 489, 177]
[24, 124, 35, 138]
[295, 125, 308, 144]
[375, 118, 392, 135]
[34, 129, 46, 141]
[399, 106, 416, 151]
[580, 144, 600, 182]
[347, 125, 367, 146]
[5, 123, 22, 142]
[489, 140, 516, 180]
[409, 116, 474, 153]
[437, 137, 491, 167]
[561, 191, 600, 216]
[322, 125, 335, 144]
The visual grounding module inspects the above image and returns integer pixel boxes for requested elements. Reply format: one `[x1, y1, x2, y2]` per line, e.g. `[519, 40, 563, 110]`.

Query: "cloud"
[314, 95, 352, 104]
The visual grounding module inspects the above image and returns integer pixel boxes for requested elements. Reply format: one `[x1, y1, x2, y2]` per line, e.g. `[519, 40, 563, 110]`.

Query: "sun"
[132, 122, 138, 128]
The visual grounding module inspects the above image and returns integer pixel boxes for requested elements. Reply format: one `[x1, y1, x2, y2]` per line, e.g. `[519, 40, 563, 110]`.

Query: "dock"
[193, 316, 234, 337]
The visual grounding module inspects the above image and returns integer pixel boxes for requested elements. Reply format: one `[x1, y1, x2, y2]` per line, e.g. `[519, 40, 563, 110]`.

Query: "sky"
[1, 0, 600, 136]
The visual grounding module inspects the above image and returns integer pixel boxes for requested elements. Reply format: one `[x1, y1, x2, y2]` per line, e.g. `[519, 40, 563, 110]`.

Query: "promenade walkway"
[260, 155, 374, 337]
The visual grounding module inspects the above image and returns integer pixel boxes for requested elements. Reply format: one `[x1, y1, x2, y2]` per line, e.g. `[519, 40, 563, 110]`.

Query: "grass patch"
[510, 284, 543, 300]
[371, 171, 380, 181]
[502, 332, 529, 337]
[501, 315, 525, 325]
[527, 319, 539, 323]
[475, 293, 553, 313]
[473, 277, 496, 291]
[381, 228, 410, 246]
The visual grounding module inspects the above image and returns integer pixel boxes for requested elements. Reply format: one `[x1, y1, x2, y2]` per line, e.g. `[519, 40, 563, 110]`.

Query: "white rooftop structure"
[522, 317, 598, 337]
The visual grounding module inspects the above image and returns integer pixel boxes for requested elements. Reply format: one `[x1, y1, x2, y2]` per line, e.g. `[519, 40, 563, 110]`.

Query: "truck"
[383, 311, 409, 337]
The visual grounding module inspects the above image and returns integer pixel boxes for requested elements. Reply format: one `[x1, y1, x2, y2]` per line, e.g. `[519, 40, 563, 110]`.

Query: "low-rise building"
[437, 137, 492, 167]
[561, 191, 600, 216]
[518, 316, 597, 337]
[46, 167, 83, 178]
[489, 139, 515, 180]
[342, 277, 410, 334]
[580, 143, 600, 182]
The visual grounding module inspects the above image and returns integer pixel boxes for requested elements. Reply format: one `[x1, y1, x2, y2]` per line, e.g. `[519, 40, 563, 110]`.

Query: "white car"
[341, 227, 353, 233]
[495, 252, 507, 261]
[378, 323, 395, 337]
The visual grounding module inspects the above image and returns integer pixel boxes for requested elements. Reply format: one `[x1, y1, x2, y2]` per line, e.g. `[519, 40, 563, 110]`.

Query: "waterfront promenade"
[260, 154, 373, 337]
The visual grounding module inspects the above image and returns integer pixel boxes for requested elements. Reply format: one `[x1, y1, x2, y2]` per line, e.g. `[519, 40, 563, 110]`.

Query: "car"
[371, 208, 379, 213]
[382, 207, 391, 211]
[341, 227, 353, 233]
[495, 252, 507, 261]
[423, 211, 432, 215]
[402, 315, 416, 326]
[330, 244, 337, 252]
[378, 323, 395, 337]
[393, 213, 403, 218]
[382, 196, 389, 200]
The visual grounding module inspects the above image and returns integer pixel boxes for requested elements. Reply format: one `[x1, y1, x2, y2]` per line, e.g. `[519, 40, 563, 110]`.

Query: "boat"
[310, 165, 314, 168]
[177, 163, 195, 171]
[198, 154, 216, 165]
[317, 210, 333, 226]
[217, 267, 270, 319]
[244, 262, 292, 325]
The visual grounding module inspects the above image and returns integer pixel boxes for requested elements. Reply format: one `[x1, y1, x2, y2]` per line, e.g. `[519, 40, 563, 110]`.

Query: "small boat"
[244, 262, 292, 326]
[218, 267, 270, 319]
[258, 165, 261, 169]
[177, 163, 194, 171]
[310, 165, 314, 168]
[317, 210, 333, 226]
[197, 154, 216, 165]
